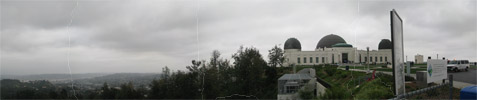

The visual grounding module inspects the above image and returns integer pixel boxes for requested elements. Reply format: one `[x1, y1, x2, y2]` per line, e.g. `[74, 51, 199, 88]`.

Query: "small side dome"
[332, 43, 353, 47]
[378, 39, 392, 50]
[316, 34, 347, 49]
[284, 38, 302, 50]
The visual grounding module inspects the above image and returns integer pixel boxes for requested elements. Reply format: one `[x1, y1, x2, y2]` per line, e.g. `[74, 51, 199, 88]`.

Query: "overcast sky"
[1, 0, 476, 75]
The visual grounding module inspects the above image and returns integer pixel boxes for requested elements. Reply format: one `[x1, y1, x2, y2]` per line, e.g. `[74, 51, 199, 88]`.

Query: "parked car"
[447, 60, 470, 72]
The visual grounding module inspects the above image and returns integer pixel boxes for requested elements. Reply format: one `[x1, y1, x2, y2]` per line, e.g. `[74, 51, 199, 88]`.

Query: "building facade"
[283, 34, 392, 66]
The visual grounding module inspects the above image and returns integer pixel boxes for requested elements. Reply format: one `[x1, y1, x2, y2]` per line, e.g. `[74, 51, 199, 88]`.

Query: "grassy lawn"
[370, 68, 426, 74]
[414, 63, 427, 66]
[338, 65, 427, 74]
[470, 65, 477, 69]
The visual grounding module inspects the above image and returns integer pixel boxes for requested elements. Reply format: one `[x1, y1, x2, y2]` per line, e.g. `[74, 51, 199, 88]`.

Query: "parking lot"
[448, 69, 477, 84]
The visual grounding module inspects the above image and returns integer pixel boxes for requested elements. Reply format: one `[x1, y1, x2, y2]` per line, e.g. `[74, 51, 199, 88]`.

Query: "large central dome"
[316, 34, 347, 49]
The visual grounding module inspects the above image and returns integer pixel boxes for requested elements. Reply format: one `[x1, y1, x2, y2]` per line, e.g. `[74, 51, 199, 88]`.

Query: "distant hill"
[74, 73, 163, 87]
[1, 73, 110, 81]
[2, 73, 163, 88]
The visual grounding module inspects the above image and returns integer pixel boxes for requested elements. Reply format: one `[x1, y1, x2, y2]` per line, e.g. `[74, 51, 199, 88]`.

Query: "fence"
[389, 74, 454, 100]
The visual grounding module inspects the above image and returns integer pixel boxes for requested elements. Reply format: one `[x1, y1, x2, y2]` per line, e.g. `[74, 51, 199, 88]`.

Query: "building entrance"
[342, 53, 348, 63]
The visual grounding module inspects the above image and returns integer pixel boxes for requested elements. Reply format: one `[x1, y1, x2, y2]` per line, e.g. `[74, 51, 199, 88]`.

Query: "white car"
[447, 60, 470, 72]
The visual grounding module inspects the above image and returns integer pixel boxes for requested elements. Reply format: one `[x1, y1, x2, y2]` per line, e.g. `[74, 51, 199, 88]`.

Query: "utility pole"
[406, 55, 408, 62]
[367, 47, 370, 73]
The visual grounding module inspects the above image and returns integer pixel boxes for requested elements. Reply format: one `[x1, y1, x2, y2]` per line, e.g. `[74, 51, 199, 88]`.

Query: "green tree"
[148, 79, 163, 99]
[232, 46, 268, 97]
[49, 91, 58, 99]
[149, 67, 173, 99]
[58, 89, 68, 99]
[100, 82, 115, 99]
[118, 82, 142, 99]
[201, 50, 222, 99]
[266, 45, 283, 84]
[162, 66, 171, 79]
[268, 45, 285, 67]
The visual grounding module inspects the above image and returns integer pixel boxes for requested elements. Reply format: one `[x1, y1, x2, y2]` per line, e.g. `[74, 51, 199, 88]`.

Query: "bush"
[320, 86, 351, 99]
[324, 66, 338, 76]
[375, 73, 393, 83]
[354, 79, 394, 99]
[298, 89, 314, 99]
[339, 71, 348, 78]
[405, 75, 416, 81]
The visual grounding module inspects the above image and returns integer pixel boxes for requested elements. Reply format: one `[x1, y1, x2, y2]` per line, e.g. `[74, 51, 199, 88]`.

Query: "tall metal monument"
[391, 9, 405, 95]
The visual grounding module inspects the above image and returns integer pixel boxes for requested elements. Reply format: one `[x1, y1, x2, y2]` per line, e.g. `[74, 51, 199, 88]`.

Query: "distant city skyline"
[1, 0, 476, 75]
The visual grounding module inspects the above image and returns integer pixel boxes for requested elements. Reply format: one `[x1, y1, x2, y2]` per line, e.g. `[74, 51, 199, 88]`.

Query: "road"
[448, 69, 477, 85]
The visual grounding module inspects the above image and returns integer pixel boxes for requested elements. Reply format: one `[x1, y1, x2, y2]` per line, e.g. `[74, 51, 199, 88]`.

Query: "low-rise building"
[278, 68, 326, 100]
[415, 54, 424, 64]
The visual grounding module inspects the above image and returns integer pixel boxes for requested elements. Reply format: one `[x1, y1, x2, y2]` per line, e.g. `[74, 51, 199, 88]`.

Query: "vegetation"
[339, 65, 427, 74]
[405, 83, 461, 99]
[317, 64, 458, 99]
[1, 45, 286, 99]
[470, 65, 477, 69]
[0, 79, 75, 99]
[314, 65, 395, 99]
[371, 68, 426, 74]
[1, 45, 457, 99]
[354, 79, 394, 99]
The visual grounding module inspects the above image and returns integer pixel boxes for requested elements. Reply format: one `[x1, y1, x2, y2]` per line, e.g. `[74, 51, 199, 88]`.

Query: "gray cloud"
[1, 0, 475, 75]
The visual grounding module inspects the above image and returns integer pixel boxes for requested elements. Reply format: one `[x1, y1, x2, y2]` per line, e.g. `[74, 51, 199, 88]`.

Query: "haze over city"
[2, 0, 476, 75]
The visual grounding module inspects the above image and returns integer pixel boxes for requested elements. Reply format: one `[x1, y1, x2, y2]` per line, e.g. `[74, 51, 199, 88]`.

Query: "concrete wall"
[315, 82, 327, 97]
[277, 93, 298, 100]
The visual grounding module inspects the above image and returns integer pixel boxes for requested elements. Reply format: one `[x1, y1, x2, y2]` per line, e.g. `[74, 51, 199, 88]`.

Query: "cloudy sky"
[1, 0, 476, 75]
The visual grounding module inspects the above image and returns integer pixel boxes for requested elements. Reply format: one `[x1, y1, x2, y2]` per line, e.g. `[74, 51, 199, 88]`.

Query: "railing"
[316, 77, 332, 88]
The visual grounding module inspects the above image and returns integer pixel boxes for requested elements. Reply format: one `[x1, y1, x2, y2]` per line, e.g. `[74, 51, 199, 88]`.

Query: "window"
[297, 58, 301, 64]
[375, 57, 378, 62]
[365, 57, 367, 62]
[359, 54, 362, 63]
[332, 54, 335, 63]
[370, 56, 373, 62]
[385, 57, 387, 62]
[285, 86, 299, 93]
[380, 57, 383, 62]
[304, 57, 307, 63]
[310, 57, 313, 63]
[316, 57, 319, 63]
[322, 57, 325, 63]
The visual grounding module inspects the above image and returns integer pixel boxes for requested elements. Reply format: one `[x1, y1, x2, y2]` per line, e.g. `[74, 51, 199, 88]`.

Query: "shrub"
[405, 75, 416, 81]
[324, 66, 338, 76]
[298, 89, 314, 99]
[354, 79, 394, 99]
[339, 71, 348, 78]
[320, 86, 351, 99]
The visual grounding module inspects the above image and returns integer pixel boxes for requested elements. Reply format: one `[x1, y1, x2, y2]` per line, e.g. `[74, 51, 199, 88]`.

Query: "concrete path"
[338, 68, 476, 89]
